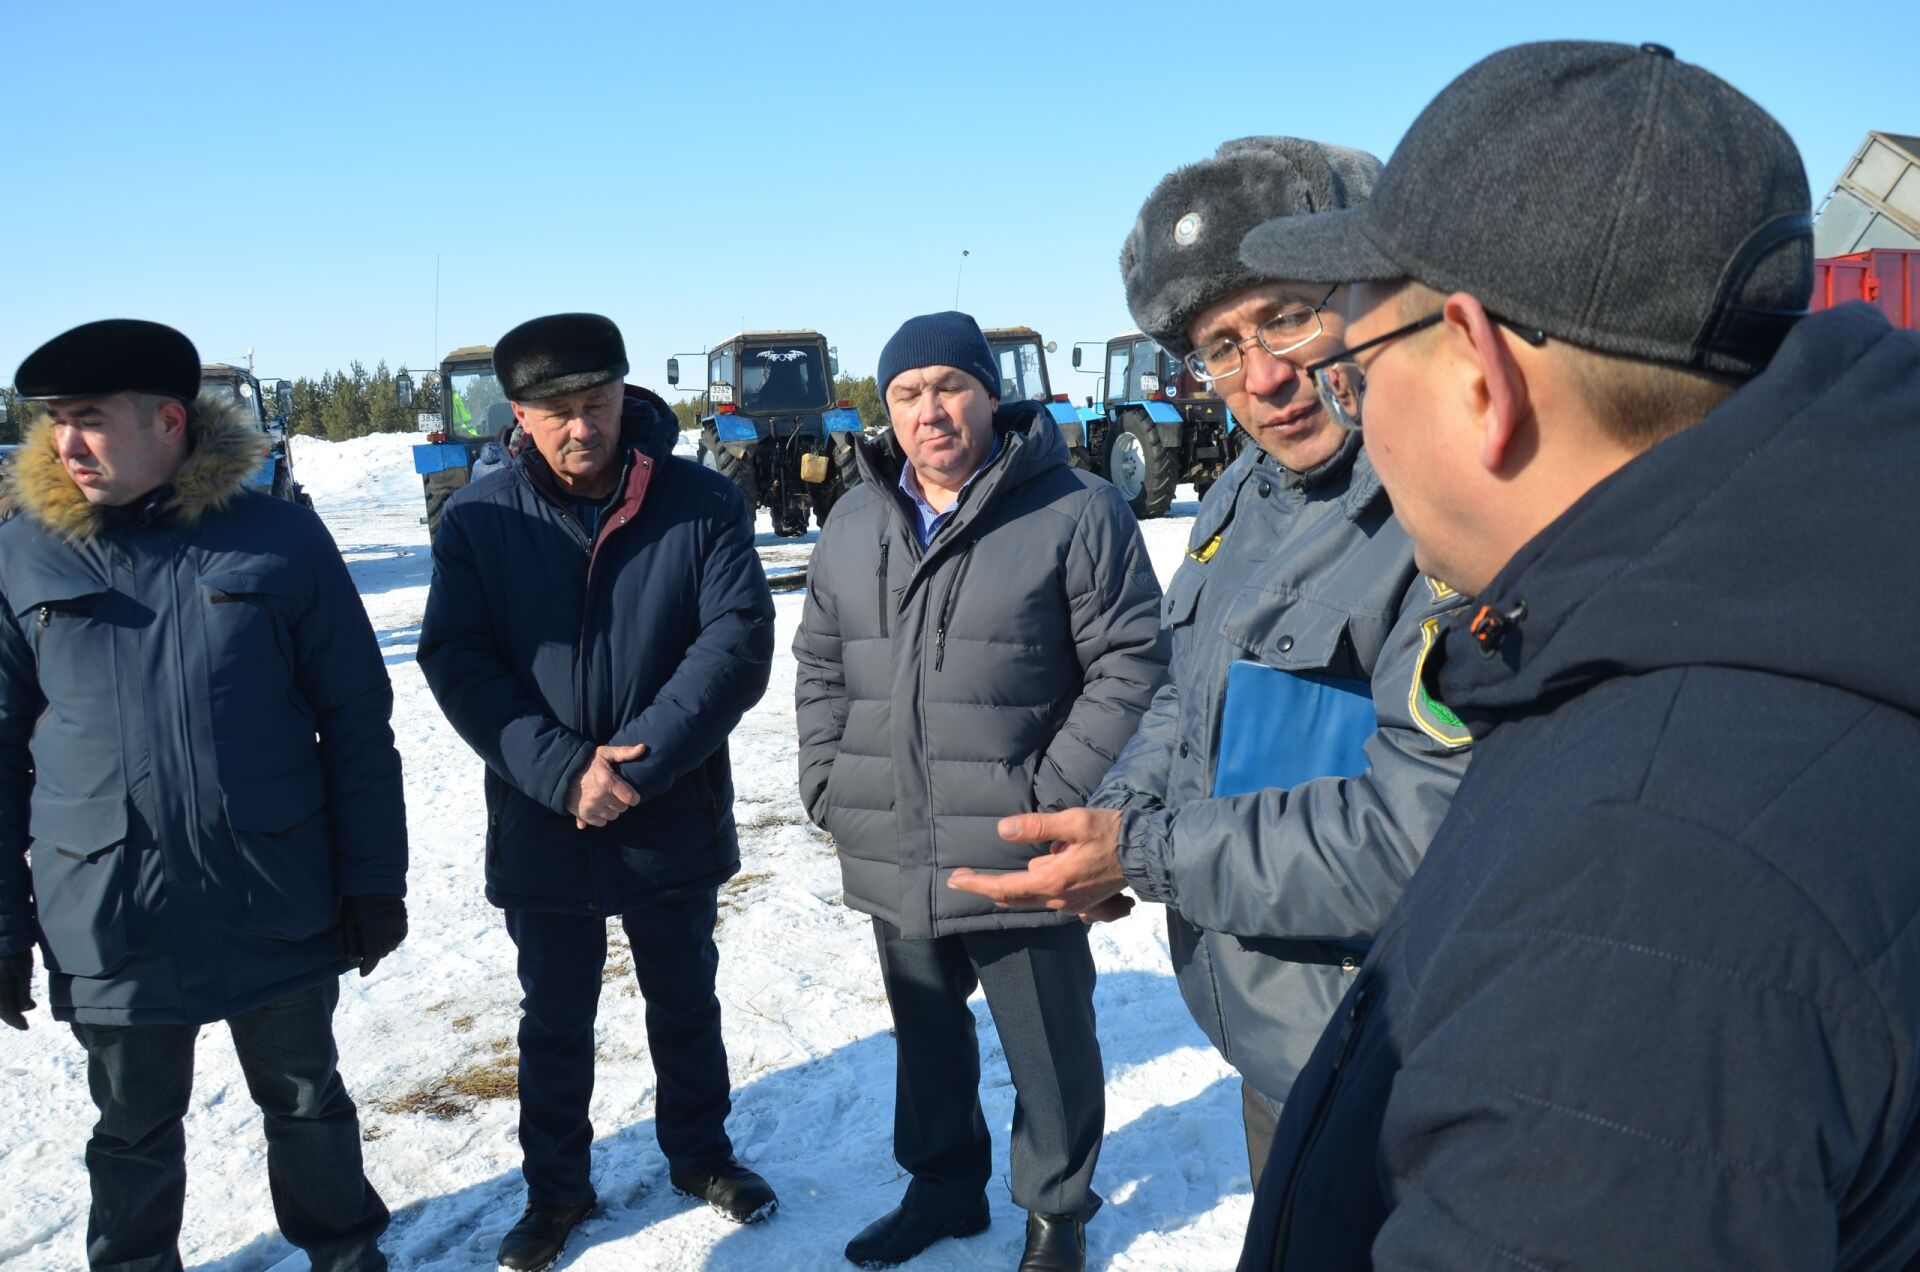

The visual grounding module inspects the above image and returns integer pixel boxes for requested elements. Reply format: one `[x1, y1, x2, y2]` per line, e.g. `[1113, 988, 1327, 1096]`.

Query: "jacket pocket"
[1162, 566, 1205, 629]
[27, 792, 135, 977]
[12, 578, 121, 732]
[222, 769, 337, 941]
[1225, 594, 1361, 678]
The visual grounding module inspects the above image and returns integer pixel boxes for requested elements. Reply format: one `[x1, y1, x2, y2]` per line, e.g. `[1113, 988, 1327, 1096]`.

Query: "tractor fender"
[1134, 399, 1185, 447]
[710, 412, 760, 445]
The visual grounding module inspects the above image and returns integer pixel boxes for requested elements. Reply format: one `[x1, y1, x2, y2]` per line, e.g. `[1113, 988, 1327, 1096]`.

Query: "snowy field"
[1, 432, 1254, 1271]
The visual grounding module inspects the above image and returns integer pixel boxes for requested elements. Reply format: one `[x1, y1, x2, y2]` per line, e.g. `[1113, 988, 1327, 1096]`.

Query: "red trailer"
[1811, 248, 1919, 330]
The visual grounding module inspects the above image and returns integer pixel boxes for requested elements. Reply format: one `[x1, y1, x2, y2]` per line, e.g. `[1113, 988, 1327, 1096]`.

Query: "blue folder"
[1212, 660, 1377, 798]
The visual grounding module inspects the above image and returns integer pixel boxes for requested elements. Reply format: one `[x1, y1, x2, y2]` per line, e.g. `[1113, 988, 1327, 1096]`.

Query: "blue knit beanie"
[876, 311, 1001, 402]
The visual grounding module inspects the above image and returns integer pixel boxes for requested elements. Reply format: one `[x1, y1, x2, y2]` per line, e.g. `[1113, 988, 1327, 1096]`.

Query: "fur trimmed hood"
[10, 393, 268, 544]
[1121, 136, 1382, 356]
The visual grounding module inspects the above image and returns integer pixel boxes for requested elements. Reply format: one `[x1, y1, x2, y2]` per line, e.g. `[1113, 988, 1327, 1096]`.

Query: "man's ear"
[1440, 293, 1532, 476]
[155, 398, 190, 442]
[510, 400, 529, 427]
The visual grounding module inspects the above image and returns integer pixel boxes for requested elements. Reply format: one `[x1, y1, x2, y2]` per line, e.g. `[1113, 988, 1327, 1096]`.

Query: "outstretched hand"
[567, 743, 649, 829]
[947, 807, 1128, 916]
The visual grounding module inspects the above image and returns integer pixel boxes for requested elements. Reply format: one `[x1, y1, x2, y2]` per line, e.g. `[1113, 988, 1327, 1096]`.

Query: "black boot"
[844, 1200, 990, 1267]
[1018, 1212, 1085, 1272]
[670, 1157, 779, 1224]
[496, 1194, 595, 1271]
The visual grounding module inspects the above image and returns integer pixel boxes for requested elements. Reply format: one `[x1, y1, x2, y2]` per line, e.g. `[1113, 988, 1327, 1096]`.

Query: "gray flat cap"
[1239, 41, 1811, 376]
[1121, 137, 1382, 356]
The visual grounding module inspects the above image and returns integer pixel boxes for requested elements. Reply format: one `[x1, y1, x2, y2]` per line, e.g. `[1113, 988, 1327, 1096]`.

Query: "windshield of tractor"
[199, 377, 267, 430]
[740, 344, 828, 414]
[990, 341, 1050, 403]
[444, 365, 506, 440]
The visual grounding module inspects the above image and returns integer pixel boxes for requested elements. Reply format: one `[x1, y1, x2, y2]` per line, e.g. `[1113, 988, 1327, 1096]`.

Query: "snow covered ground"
[1, 433, 1254, 1271]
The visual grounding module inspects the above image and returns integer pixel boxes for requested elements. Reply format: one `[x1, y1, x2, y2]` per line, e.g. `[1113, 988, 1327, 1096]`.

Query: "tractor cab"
[199, 363, 309, 505]
[983, 326, 1091, 467]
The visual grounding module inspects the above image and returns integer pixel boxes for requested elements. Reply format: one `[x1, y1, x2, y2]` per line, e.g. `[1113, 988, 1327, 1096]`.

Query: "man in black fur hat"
[0, 319, 407, 1270]
[418, 313, 779, 1270]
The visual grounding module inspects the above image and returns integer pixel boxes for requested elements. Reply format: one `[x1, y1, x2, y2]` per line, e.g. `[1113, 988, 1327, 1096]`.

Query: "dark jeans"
[872, 917, 1104, 1223]
[68, 980, 388, 1272]
[505, 891, 734, 1205]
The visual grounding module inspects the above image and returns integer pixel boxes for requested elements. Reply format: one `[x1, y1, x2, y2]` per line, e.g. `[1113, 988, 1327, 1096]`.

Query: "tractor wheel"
[702, 429, 759, 522]
[423, 468, 469, 540]
[1105, 411, 1179, 520]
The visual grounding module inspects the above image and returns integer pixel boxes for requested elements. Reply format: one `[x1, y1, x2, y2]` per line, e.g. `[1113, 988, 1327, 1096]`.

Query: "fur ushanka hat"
[1120, 137, 1383, 356]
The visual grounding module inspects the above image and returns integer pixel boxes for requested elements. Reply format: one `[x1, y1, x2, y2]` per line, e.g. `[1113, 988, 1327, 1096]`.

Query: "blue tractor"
[407, 344, 514, 538]
[668, 329, 862, 538]
[980, 326, 1095, 470]
[1070, 331, 1241, 519]
[199, 363, 312, 507]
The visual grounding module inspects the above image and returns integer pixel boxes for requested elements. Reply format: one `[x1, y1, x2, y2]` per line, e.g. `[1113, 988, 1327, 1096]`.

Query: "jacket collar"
[10, 393, 268, 545]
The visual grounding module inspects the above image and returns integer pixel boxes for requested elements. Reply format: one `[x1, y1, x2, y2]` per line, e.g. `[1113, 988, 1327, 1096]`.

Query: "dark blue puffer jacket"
[417, 387, 774, 914]
[0, 396, 407, 1026]
[1241, 305, 1920, 1270]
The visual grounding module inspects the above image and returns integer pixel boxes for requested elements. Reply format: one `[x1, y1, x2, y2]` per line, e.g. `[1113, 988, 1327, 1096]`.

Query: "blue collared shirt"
[896, 434, 1001, 549]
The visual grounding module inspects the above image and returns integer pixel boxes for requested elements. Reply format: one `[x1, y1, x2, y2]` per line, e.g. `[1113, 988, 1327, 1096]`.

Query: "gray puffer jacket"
[1092, 435, 1471, 1101]
[795, 404, 1167, 939]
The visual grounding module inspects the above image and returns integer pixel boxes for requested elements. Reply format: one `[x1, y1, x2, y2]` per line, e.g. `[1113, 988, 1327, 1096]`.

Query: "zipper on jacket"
[876, 542, 890, 637]
[33, 604, 86, 657]
[1271, 980, 1374, 1270]
[932, 544, 975, 673]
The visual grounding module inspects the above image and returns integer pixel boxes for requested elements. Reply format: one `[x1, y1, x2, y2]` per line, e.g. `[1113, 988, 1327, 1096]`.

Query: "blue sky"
[4, 0, 1915, 396]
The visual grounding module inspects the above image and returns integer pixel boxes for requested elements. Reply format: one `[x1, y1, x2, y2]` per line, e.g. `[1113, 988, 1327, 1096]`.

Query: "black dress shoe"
[844, 1201, 990, 1267]
[497, 1194, 595, 1271]
[670, 1157, 779, 1224]
[1018, 1212, 1085, 1272]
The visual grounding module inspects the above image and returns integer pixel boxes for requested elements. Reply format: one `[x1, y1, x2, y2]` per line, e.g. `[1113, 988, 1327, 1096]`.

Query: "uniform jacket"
[793, 404, 1168, 938]
[1091, 435, 1469, 1100]
[1242, 305, 1920, 1271]
[0, 397, 407, 1025]
[417, 387, 773, 915]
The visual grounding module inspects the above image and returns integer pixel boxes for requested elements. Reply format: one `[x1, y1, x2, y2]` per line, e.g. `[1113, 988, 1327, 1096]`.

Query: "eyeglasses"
[1182, 285, 1339, 383]
[1303, 310, 1548, 432]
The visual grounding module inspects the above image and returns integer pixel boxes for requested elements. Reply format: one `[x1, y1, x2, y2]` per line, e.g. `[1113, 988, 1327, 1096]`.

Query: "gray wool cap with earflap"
[1121, 136, 1383, 357]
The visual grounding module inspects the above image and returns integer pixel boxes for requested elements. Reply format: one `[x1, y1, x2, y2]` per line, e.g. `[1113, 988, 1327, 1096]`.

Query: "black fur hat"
[494, 313, 630, 402]
[15, 318, 201, 403]
[1120, 137, 1382, 356]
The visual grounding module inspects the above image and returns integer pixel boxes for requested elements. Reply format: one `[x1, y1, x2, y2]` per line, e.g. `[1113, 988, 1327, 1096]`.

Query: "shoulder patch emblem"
[1425, 575, 1457, 602]
[1188, 533, 1223, 564]
[1409, 616, 1472, 748]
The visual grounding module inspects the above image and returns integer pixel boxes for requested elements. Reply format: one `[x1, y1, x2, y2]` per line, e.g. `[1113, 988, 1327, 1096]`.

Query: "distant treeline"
[0, 370, 894, 449]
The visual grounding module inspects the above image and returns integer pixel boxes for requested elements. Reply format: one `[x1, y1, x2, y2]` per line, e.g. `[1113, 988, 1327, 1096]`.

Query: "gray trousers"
[1242, 1078, 1283, 1191]
[871, 917, 1104, 1222]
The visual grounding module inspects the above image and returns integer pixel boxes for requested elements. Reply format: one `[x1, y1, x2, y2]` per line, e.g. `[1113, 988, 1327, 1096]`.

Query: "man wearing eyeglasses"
[1235, 42, 1920, 1269]
[949, 137, 1472, 1185]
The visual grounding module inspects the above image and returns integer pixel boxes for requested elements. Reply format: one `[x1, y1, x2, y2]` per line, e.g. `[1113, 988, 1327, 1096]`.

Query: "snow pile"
[0, 437, 1251, 1270]
[291, 431, 430, 522]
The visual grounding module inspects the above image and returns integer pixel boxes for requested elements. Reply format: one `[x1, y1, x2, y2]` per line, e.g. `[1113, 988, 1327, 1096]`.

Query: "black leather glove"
[339, 895, 407, 978]
[1, 950, 35, 1030]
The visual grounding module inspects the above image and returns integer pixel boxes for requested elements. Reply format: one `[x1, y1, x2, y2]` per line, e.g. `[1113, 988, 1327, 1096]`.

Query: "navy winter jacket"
[0, 397, 407, 1026]
[1241, 305, 1920, 1269]
[417, 388, 774, 914]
